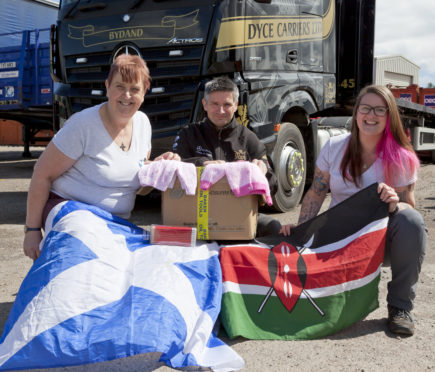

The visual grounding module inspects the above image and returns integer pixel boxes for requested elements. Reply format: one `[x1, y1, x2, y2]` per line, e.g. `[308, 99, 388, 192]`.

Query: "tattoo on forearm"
[297, 168, 328, 224]
[298, 200, 322, 224]
[312, 171, 328, 195]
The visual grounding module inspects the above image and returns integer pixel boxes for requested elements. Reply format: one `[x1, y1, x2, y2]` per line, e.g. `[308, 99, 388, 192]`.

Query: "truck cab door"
[243, 0, 300, 74]
[298, 0, 324, 72]
[298, 0, 336, 112]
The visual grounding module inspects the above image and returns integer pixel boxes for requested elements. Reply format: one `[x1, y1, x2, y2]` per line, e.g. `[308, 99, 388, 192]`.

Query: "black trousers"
[256, 213, 282, 237]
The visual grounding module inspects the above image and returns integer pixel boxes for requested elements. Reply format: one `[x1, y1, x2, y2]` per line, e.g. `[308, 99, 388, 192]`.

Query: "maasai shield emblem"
[258, 237, 324, 316]
[268, 242, 304, 311]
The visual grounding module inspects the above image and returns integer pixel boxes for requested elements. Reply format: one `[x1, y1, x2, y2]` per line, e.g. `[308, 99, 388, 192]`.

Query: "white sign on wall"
[0, 71, 19, 79]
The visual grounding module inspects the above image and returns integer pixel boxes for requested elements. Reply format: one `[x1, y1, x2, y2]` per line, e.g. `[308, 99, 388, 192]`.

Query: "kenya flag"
[220, 183, 389, 340]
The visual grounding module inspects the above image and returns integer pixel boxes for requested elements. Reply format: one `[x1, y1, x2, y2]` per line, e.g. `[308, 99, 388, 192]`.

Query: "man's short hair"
[204, 76, 239, 103]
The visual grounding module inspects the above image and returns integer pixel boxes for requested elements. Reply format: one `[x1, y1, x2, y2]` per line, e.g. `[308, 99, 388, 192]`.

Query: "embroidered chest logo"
[196, 146, 212, 157]
[234, 149, 247, 160]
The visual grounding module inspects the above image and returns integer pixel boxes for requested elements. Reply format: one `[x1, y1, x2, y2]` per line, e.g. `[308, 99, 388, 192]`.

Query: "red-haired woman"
[281, 84, 426, 336]
[23, 54, 178, 261]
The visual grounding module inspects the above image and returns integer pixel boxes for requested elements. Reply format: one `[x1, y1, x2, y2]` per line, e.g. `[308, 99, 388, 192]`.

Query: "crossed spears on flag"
[257, 234, 325, 316]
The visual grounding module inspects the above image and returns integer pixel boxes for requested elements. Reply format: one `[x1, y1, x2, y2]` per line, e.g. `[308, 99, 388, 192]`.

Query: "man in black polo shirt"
[172, 76, 281, 236]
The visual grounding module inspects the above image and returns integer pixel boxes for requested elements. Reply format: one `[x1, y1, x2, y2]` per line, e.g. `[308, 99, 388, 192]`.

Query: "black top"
[173, 117, 277, 195]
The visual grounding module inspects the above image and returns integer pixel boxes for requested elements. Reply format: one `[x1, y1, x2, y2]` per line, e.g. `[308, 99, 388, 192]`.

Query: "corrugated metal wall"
[0, 0, 58, 47]
[374, 56, 420, 87]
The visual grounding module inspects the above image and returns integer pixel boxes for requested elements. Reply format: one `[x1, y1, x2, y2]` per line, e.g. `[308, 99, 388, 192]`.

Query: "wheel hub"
[279, 144, 304, 189]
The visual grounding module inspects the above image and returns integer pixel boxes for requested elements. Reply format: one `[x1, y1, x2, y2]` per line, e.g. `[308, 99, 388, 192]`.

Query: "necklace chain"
[102, 105, 131, 152]
[362, 152, 376, 170]
[118, 124, 131, 151]
[116, 129, 129, 151]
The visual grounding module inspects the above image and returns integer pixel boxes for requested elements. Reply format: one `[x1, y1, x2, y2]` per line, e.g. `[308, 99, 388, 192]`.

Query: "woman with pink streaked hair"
[281, 84, 426, 337]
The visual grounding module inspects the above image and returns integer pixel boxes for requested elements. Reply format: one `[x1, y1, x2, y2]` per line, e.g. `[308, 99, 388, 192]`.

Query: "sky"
[375, 1, 435, 87]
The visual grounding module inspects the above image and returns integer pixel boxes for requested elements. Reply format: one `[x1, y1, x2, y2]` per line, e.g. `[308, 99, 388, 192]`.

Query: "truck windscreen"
[59, 0, 214, 18]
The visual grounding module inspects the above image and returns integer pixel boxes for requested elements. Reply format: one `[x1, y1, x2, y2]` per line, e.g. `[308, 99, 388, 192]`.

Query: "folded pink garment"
[198, 163, 226, 190]
[200, 161, 272, 205]
[138, 160, 197, 195]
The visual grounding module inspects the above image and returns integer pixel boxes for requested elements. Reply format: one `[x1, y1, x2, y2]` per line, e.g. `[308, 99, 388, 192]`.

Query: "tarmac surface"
[0, 146, 434, 371]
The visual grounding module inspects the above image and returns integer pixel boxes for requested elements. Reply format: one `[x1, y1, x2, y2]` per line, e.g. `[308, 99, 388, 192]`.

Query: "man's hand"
[23, 231, 43, 260]
[252, 159, 267, 175]
[204, 160, 226, 165]
[154, 152, 181, 161]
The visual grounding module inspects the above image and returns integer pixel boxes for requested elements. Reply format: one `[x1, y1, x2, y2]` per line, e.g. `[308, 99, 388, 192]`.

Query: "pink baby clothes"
[138, 159, 174, 190]
[200, 161, 273, 205]
[224, 162, 273, 205]
[199, 163, 227, 190]
[138, 160, 197, 195]
[174, 161, 197, 194]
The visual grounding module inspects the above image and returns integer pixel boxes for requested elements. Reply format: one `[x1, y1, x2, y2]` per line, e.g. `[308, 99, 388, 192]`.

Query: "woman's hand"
[280, 224, 297, 236]
[154, 152, 181, 161]
[23, 231, 43, 260]
[378, 182, 399, 213]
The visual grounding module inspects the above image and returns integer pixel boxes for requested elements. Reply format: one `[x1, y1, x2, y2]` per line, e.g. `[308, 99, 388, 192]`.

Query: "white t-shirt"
[316, 133, 417, 208]
[51, 103, 152, 218]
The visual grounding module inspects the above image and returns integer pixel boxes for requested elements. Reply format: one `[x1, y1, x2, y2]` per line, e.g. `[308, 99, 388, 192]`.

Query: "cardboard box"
[162, 177, 258, 240]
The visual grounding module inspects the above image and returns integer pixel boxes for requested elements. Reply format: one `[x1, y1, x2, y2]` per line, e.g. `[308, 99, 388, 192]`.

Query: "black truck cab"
[51, 0, 375, 211]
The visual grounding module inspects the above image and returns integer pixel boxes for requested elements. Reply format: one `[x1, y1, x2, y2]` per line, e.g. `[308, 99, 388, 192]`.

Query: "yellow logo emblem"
[236, 104, 249, 127]
[234, 149, 247, 160]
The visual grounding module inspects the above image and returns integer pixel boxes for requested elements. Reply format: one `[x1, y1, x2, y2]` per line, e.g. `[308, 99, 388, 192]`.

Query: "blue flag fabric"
[0, 201, 244, 371]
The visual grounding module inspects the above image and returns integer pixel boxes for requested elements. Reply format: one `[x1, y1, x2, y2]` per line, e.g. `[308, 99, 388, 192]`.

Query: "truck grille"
[63, 45, 204, 141]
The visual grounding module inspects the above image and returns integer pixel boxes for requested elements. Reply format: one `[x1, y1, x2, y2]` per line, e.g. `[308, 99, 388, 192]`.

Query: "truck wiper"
[77, 2, 107, 12]
[65, 0, 82, 19]
[130, 0, 145, 10]
[65, 0, 107, 18]
[130, 0, 169, 10]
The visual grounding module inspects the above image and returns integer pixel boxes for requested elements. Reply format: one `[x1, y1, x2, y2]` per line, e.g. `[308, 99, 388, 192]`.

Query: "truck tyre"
[272, 123, 306, 212]
[432, 150, 435, 163]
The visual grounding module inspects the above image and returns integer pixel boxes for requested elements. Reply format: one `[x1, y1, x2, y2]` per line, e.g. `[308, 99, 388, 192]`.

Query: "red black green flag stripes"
[220, 183, 389, 340]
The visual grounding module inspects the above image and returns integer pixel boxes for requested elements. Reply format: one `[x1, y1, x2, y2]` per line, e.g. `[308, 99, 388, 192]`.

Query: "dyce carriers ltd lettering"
[216, 0, 334, 51]
[247, 20, 321, 40]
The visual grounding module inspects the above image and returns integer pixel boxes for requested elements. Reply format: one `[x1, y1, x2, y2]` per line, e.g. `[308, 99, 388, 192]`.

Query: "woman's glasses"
[358, 104, 389, 117]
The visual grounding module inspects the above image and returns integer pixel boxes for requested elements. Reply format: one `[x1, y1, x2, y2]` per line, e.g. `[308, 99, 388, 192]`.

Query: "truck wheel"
[432, 150, 435, 163]
[272, 123, 306, 212]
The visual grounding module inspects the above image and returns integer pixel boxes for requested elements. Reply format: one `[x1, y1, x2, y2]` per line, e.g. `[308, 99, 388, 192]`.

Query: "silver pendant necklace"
[118, 121, 132, 151]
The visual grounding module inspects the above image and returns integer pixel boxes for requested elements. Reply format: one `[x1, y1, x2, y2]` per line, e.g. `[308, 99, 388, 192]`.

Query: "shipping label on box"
[162, 170, 258, 240]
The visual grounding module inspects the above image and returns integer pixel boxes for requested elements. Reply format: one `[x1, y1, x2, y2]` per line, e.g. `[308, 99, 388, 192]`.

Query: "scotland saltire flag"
[0, 201, 244, 371]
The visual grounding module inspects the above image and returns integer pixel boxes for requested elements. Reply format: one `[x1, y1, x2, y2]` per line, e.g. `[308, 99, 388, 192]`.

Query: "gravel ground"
[0, 145, 434, 372]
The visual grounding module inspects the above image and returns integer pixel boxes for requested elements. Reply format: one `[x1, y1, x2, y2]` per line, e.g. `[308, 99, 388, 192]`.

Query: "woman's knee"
[391, 207, 424, 230]
[388, 207, 427, 257]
